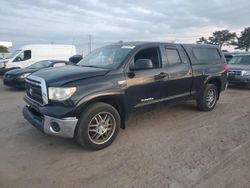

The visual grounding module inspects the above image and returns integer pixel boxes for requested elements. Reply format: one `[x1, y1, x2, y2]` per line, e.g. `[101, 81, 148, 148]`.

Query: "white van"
[0, 44, 76, 74]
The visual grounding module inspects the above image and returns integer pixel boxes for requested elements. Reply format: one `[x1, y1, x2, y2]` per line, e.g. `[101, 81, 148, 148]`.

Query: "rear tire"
[196, 84, 218, 111]
[75, 102, 120, 150]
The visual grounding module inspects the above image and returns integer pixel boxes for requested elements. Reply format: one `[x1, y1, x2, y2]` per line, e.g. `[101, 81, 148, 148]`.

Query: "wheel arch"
[206, 77, 222, 99]
[75, 93, 127, 129]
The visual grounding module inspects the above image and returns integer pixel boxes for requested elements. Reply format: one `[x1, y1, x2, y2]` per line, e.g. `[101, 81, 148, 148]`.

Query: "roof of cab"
[111, 41, 218, 48]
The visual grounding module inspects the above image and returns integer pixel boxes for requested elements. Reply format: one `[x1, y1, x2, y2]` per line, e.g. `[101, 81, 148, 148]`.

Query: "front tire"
[196, 84, 218, 111]
[75, 102, 120, 150]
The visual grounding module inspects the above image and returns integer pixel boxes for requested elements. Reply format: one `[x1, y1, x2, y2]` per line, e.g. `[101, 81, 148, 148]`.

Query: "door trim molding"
[134, 91, 196, 108]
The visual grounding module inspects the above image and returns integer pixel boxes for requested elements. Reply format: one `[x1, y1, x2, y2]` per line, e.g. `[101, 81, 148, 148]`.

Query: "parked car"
[3, 60, 70, 89]
[224, 53, 235, 63]
[69, 55, 83, 64]
[23, 42, 228, 150]
[227, 54, 250, 87]
[0, 44, 76, 75]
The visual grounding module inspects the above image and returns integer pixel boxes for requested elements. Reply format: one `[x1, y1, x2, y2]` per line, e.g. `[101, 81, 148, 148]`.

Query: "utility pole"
[88, 34, 92, 54]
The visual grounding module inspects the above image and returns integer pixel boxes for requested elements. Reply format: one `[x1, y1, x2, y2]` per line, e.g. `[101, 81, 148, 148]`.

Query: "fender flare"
[74, 90, 127, 129]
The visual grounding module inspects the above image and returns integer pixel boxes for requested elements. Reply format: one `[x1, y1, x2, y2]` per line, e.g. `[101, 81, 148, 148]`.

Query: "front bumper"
[228, 75, 250, 86]
[23, 105, 78, 138]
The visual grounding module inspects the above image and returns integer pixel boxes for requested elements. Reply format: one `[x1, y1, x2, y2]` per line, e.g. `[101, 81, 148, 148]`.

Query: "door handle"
[156, 72, 168, 79]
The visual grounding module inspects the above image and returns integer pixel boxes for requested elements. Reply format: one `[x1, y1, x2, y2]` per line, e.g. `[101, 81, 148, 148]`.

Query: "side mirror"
[130, 59, 153, 71]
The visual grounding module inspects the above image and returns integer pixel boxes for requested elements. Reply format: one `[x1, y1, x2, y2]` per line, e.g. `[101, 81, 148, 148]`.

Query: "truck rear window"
[193, 48, 221, 61]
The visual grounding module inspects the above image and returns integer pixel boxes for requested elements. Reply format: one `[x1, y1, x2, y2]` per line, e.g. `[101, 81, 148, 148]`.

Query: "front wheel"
[75, 102, 120, 150]
[196, 84, 218, 111]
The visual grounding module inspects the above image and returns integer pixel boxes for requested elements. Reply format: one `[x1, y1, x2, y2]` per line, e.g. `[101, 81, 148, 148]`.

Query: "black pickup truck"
[23, 42, 228, 150]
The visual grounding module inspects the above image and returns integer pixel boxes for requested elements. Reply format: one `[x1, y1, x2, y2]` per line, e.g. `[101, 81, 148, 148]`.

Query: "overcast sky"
[0, 0, 250, 54]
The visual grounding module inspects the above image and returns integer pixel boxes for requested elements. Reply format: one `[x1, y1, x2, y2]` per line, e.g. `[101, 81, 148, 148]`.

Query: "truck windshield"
[77, 45, 134, 69]
[228, 55, 250, 65]
[6, 50, 22, 59]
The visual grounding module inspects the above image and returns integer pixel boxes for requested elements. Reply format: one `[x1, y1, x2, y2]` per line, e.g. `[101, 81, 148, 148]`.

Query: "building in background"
[0, 41, 12, 58]
[0, 41, 12, 48]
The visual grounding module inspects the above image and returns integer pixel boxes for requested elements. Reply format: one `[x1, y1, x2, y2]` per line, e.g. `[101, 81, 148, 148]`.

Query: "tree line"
[197, 27, 250, 52]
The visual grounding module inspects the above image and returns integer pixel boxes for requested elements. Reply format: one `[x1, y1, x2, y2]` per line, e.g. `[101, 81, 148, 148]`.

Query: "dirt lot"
[0, 79, 250, 188]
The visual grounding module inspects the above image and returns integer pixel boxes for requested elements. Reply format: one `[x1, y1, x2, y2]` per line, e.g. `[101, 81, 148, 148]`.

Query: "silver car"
[228, 54, 250, 87]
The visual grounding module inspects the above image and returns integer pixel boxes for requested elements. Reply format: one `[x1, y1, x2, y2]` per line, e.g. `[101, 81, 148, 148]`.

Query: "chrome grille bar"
[26, 75, 48, 105]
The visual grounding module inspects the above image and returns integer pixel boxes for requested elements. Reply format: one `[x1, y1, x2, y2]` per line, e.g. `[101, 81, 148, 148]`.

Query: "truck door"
[125, 46, 168, 108]
[163, 45, 193, 98]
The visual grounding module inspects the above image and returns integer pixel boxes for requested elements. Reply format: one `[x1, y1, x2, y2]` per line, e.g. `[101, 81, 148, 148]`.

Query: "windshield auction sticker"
[121, 45, 135, 49]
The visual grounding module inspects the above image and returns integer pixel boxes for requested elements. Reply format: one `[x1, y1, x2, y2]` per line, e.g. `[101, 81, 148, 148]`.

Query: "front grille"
[228, 70, 242, 76]
[25, 78, 43, 105]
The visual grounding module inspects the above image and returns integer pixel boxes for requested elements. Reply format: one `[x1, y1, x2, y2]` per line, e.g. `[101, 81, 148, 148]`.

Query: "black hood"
[31, 65, 109, 86]
[5, 68, 37, 76]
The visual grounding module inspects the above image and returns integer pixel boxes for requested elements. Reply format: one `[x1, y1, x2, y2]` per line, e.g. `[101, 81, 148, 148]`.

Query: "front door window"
[14, 50, 31, 62]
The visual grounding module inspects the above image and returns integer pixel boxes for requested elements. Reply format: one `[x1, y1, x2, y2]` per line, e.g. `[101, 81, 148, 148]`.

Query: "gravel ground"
[0, 79, 250, 188]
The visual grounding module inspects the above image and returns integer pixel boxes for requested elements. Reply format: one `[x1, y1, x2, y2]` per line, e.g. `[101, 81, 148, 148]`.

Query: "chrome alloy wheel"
[88, 112, 116, 145]
[206, 88, 217, 108]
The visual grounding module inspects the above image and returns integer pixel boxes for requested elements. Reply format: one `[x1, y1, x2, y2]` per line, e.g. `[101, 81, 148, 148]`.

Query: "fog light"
[50, 122, 60, 133]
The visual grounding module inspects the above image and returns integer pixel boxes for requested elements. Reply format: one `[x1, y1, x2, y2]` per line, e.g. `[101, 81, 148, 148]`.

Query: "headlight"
[242, 70, 250, 76]
[48, 87, 77, 101]
[20, 73, 31, 78]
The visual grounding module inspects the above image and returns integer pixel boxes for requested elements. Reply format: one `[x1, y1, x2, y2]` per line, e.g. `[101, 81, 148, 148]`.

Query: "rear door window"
[165, 48, 182, 65]
[193, 48, 221, 60]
